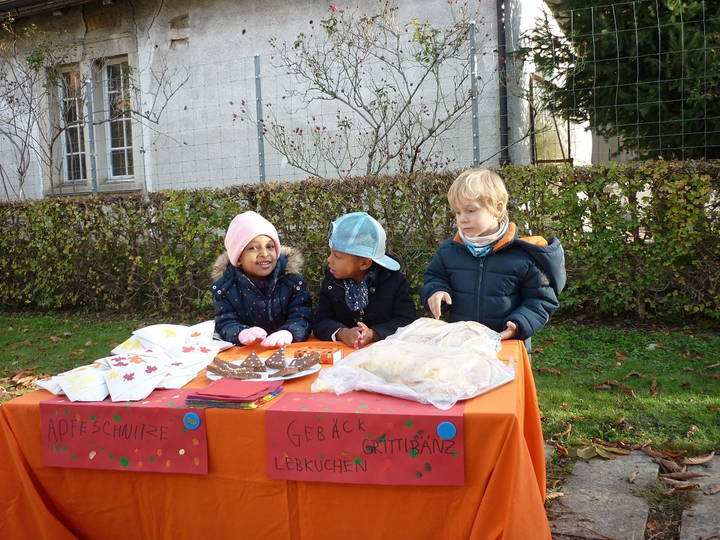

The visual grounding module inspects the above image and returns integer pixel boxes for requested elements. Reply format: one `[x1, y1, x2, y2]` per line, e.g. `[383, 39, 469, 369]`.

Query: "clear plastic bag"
[311, 318, 515, 409]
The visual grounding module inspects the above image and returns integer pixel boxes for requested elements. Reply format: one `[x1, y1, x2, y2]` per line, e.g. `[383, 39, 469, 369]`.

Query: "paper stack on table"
[36, 321, 231, 402]
[185, 379, 283, 409]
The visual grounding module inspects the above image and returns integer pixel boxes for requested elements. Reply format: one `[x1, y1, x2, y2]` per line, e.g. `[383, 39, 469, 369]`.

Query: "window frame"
[101, 57, 135, 182]
[57, 66, 89, 185]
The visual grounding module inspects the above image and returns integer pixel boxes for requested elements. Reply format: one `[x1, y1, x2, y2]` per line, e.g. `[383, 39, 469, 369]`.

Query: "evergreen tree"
[519, 0, 719, 159]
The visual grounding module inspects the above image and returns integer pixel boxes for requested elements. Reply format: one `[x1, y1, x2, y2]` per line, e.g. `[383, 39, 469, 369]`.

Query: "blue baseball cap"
[328, 212, 400, 271]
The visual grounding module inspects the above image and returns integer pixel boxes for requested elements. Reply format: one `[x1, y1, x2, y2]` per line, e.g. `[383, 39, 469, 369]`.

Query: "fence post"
[254, 54, 266, 183]
[84, 79, 99, 194]
[469, 21, 481, 167]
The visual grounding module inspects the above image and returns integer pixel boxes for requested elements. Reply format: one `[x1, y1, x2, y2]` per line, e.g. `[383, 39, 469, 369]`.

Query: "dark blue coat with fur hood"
[420, 223, 566, 341]
[210, 247, 312, 345]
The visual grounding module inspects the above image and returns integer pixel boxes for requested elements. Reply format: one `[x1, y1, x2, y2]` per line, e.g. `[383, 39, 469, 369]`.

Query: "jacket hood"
[454, 222, 566, 294]
[211, 245, 304, 281]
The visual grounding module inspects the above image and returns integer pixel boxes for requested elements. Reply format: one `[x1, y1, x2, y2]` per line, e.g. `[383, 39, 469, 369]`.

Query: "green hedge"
[1, 161, 718, 321]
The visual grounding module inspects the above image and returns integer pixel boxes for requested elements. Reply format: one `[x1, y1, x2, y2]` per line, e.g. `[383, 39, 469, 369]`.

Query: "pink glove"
[238, 327, 267, 345]
[261, 329, 293, 348]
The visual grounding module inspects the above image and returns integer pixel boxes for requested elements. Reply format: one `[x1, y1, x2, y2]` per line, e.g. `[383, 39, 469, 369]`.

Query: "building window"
[58, 69, 87, 183]
[104, 60, 134, 179]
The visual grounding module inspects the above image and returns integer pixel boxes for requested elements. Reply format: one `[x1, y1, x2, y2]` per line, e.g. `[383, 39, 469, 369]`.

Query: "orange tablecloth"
[0, 340, 550, 539]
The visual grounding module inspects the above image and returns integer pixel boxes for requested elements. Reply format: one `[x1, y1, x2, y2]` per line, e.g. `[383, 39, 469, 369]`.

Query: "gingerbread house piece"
[265, 347, 287, 370]
[239, 351, 266, 372]
[293, 346, 343, 364]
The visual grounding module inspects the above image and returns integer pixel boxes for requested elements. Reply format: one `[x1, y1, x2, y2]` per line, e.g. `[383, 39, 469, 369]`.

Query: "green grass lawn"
[1, 314, 718, 453]
[532, 322, 720, 454]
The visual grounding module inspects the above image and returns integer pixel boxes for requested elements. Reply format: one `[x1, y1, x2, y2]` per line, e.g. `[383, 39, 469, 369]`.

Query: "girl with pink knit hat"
[210, 211, 312, 347]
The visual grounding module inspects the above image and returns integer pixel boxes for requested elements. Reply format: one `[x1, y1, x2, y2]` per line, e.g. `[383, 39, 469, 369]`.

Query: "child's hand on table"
[428, 291, 452, 319]
[238, 326, 267, 345]
[499, 321, 517, 340]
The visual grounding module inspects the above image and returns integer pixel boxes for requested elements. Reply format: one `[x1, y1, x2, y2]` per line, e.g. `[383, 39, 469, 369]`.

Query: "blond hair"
[447, 168, 508, 220]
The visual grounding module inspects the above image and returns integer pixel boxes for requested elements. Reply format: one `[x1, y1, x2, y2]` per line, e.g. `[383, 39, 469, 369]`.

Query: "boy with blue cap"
[314, 212, 417, 348]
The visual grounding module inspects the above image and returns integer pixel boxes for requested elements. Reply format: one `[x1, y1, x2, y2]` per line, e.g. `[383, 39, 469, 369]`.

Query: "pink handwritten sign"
[265, 391, 464, 485]
[40, 389, 208, 474]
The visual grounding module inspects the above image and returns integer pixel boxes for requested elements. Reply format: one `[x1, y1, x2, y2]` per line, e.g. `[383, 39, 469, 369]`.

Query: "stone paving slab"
[548, 452, 658, 539]
[680, 459, 720, 539]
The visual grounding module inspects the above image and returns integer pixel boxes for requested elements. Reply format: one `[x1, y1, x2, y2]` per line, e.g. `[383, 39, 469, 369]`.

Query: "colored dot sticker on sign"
[436, 421, 457, 440]
[183, 412, 201, 430]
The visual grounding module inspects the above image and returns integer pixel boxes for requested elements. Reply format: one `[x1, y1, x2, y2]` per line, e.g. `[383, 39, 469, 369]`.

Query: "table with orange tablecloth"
[0, 340, 550, 539]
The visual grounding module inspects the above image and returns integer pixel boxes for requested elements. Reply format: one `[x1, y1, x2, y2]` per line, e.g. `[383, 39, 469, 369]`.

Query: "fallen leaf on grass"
[628, 471, 638, 483]
[592, 380, 636, 399]
[70, 349, 85, 356]
[625, 372, 647, 379]
[531, 337, 555, 354]
[613, 415, 626, 425]
[546, 491, 564, 501]
[49, 336, 61, 343]
[710, 407, 720, 413]
[552, 423, 572, 438]
[615, 350, 629, 363]
[704, 484, 720, 496]
[682, 451, 715, 465]
[537, 366, 563, 375]
[660, 471, 710, 480]
[649, 377, 658, 396]
[705, 362, 720, 369]
[686, 425, 698, 438]
[576, 445, 598, 460]
[61, 332, 72, 337]
[84, 340, 94, 347]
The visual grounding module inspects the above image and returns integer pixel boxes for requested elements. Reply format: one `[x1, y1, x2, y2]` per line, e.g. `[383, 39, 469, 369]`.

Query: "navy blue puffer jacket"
[420, 223, 566, 341]
[210, 247, 312, 345]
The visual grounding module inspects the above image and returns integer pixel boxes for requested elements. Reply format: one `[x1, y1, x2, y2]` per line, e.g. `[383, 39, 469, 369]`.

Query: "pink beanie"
[224, 211, 281, 266]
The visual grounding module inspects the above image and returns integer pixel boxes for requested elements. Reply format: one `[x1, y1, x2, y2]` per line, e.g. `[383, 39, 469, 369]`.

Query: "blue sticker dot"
[437, 421, 457, 440]
[183, 412, 201, 430]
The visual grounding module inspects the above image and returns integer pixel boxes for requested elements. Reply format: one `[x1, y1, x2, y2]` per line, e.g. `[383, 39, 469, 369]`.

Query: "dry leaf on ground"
[704, 483, 720, 496]
[686, 425, 699, 438]
[660, 471, 710, 480]
[628, 470, 639, 483]
[682, 451, 715, 465]
[660, 477, 700, 490]
[625, 372, 647, 379]
[552, 423, 572, 438]
[655, 456, 684, 473]
[649, 377, 658, 396]
[537, 366, 563, 375]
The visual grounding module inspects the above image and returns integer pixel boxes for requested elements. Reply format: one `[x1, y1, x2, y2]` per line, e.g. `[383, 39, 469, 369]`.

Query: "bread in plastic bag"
[311, 318, 515, 409]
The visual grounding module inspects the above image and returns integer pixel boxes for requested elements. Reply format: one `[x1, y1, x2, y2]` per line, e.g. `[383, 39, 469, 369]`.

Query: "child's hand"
[238, 326, 267, 345]
[261, 330, 293, 348]
[356, 322, 379, 347]
[336, 327, 363, 348]
[499, 321, 517, 340]
[428, 291, 452, 319]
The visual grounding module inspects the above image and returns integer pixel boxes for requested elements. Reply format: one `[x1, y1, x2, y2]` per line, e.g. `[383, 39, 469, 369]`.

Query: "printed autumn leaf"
[682, 451, 715, 465]
[660, 471, 710, 480]
[704, 483, 720, 495]
[537, 366, 563, 375]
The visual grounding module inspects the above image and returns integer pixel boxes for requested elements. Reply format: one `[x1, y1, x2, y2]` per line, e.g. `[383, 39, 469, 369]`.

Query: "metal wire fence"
[527, 0, 720, 162]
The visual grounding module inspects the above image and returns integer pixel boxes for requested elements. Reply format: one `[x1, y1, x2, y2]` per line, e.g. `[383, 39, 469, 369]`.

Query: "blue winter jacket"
[210, 247, 312, 345]
[420, 223, 566, 341]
